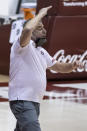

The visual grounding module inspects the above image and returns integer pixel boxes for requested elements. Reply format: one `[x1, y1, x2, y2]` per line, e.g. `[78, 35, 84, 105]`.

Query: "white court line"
[53, 83, 87, 90]
[0, 83, 87, 100]
[45, 91, 78, 97]
[0, 87, 8, 99]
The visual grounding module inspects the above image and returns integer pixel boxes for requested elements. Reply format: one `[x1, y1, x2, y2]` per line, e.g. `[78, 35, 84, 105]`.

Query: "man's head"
[23, 20, 47, 47]
[31, 21, 47, 47]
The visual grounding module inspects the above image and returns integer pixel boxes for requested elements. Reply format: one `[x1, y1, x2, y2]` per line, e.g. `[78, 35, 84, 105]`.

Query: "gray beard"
[35, 38, 47, 47]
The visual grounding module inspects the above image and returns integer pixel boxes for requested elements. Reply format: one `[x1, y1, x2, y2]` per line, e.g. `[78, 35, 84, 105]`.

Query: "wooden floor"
[0, 74, 9, 82]
[0, 75, 87, 131]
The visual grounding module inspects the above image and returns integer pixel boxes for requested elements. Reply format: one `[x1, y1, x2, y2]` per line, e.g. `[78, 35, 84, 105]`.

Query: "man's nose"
[42, 29, 46, 35]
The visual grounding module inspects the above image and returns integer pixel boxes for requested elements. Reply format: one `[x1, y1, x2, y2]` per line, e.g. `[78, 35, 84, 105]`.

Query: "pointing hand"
[39, 6, 52, 18]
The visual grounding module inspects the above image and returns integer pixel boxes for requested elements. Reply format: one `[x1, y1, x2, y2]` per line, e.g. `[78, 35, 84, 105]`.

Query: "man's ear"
[31, 30, 37, 41]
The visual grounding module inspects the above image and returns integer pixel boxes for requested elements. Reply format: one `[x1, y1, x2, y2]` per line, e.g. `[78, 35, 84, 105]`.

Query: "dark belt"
[10, 100, 24, 105]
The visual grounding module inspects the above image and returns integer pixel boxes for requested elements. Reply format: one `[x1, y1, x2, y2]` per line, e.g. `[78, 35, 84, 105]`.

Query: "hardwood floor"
[0, 79, 87, 131]
[0, 74, 9, 82]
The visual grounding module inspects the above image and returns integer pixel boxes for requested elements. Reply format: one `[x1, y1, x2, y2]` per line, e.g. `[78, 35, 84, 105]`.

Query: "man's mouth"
[35, 37, 47, 47]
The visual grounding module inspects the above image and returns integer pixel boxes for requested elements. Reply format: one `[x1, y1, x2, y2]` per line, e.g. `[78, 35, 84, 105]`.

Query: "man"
[8, 6, 83, 131]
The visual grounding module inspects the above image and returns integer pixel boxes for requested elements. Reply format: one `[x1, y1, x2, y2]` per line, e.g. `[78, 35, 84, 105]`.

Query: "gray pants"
[9, 100, 41, 131]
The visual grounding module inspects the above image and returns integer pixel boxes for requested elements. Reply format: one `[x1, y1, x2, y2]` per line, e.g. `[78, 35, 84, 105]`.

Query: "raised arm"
[20, 6, 52, 47]
[48, 61, 84, 73]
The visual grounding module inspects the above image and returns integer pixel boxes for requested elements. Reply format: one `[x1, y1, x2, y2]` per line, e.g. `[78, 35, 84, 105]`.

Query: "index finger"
[46, 5, 52, 10]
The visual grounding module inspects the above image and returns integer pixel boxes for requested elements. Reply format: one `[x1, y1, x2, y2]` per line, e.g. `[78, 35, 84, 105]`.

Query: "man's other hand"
[72, 61, 84, 70]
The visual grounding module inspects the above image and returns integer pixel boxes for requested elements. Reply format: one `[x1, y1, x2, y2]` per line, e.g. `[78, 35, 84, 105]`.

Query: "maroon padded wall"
[0, 25, 11, 74]
[37, 0, 59, 16]
[37, 0, 87, 80]
[45, 16, 87, 80]
[37, 0, 87, 16]
[58, 0, 87, 16]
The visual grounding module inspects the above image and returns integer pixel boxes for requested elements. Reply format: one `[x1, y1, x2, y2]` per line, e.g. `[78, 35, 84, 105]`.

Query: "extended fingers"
[78, 62, 84, 69]
[46, 5, 52, 10]
[72, 61, 84, 70]
[75, 61, 84, 69]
